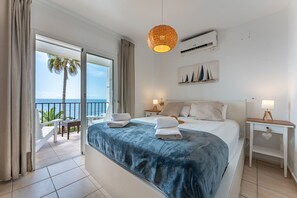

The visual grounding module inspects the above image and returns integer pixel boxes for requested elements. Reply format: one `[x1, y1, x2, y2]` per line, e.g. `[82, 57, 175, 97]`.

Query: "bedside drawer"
[253, 124, 283, 134]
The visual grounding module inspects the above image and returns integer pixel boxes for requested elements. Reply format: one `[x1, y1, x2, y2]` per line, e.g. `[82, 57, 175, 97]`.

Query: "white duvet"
[132, 116, 240, 162]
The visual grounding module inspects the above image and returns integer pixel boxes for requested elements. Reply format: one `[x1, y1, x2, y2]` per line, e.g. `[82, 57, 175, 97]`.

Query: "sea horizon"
[36, 98, 107, 103]
[35, 98, 108, 118]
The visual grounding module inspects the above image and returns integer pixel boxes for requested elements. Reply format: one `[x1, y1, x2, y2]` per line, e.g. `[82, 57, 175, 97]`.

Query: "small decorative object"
[159, 98, 165, 107]
[153, 99, 159, 111]
[178, 61, 219, 84]
[147, 0, 178, 53]
[169, 115, 185, 124]
[262, 127, 272, 140]
[261, 100, 274, 121]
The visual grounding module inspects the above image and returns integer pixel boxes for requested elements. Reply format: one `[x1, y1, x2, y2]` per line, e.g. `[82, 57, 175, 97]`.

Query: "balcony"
[35, 101, 108, 169]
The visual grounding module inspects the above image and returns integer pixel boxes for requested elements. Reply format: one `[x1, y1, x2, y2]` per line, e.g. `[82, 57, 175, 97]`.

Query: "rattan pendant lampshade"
[147, 0, 178, 53]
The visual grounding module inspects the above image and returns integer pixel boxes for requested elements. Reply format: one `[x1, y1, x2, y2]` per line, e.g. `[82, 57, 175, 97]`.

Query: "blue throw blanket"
[88, 121, 228, 198]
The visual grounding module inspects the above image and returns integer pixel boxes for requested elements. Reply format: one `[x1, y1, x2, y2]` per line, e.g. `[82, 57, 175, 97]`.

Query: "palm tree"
[39, 107, 64, 123]
[47, 54, 80, 119]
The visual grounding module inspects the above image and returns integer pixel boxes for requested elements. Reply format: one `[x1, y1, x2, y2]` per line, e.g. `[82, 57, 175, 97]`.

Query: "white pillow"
[195, 102, 224, 121]
[222, 105, 228, 120]
[190, 103, 227, 119]
[180, 106, 191, 117]
[189, 103, 198, 117]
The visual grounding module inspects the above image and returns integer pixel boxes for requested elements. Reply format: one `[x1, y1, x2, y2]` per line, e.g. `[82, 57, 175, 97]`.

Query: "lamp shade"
[261, 100, 274, 110]
[153, 99, 159, 105]
[147, 25, 178, 53]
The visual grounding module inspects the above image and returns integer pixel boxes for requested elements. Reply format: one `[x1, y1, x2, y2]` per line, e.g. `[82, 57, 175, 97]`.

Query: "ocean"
[35, 98, 107, 119]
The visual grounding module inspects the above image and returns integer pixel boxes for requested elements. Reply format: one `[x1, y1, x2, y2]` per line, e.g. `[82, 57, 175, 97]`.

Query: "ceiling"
[45, 0, 291, 41]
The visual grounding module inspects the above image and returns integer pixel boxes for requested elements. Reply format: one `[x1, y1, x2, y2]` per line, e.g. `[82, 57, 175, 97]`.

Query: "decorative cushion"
[159, 102, 184, 117]
[180, 106, 191, 117]
[191, 102, 224, 121]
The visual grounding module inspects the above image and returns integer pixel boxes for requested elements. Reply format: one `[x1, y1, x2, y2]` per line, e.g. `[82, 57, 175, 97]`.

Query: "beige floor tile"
[43, 192, 59, 198]
[47, 159, 78, 176]
[53, 145, 77, 156]
[57, 177, 96, 198]
[0, 193, 11, 198]
[258, 164, 297, 197]
[242, 164, 257, 184]
[100, 188, 112, 198]
[58, 150, 81, 161]
[37, 143, 54, 154]
[12, 168, 49, 190]
[0, 181, 12, 196]
[258, 186, 290, 198]
[86, 190, 106, 198]
[36, 150, 57, 162]
[52, 167, 86, 190]
[240, 180, 257, 198]
[12, 178, 55, 198]
[35, 156, 60, 170]
[257, 160, 281, 169]
[80, 165, 90, 176]
[73, 155, 85, 166]
[88, 175, 102, 189]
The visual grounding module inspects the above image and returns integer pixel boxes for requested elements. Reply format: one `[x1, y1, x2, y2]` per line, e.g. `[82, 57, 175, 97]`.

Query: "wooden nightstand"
[144, 109, 161, 117]
[246, 118, 295, 177]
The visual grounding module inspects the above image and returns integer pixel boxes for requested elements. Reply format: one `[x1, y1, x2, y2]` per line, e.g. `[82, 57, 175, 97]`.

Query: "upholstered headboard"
[166, 99, 247, 138]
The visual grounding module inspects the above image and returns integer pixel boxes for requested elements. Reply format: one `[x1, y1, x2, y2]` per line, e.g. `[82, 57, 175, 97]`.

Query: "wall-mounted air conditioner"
[179, 30, 217, 54]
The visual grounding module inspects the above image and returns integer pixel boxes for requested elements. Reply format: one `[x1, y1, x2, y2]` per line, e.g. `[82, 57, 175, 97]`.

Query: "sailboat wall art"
[178, 61, 219, 84]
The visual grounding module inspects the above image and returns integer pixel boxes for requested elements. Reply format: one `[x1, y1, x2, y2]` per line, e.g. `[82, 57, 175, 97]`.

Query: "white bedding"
[132, 116, 240, 162]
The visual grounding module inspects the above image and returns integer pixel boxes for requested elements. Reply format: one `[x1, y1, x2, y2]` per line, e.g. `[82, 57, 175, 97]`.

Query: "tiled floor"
[240, 158, 297, 198]
[0, 156, 111, 198]
[1, 156, 297, 198]
[36, 132, 81, 169]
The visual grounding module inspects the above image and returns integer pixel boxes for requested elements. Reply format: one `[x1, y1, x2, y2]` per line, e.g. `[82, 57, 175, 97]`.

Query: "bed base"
[85, 138, 245, 198]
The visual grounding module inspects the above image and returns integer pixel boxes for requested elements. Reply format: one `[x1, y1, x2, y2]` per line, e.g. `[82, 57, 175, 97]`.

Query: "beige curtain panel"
[118, 39, 135, 117]
[0, 0, 33, 181]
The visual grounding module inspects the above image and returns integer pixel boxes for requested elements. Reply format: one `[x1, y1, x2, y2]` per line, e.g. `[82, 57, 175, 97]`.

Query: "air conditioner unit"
[179, 31, 217, 54]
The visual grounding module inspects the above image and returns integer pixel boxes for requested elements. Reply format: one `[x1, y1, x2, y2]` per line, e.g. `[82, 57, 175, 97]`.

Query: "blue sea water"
[35, 98, 107, 119]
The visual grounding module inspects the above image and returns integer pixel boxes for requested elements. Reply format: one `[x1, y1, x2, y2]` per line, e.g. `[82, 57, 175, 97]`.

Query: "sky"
[35, 51, 108, 100]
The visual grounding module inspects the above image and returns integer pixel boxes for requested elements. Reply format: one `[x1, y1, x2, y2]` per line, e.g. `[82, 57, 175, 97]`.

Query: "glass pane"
[86, 53, 113, 126]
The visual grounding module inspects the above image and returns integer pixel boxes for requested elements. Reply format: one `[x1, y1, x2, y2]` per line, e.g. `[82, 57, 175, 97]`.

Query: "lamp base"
[263, 111, 273, 121]
[153, 105, 158, 111]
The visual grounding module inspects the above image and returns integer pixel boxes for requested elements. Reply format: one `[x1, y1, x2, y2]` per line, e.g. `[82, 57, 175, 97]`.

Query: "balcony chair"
[35, 109, 62, 152]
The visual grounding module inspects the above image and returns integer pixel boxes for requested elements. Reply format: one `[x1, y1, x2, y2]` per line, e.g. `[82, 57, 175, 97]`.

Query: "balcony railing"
[35, 101, 108, 122]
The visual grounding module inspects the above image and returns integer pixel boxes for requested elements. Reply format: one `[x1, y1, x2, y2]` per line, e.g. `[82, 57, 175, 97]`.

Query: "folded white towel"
[155, 127, 183, 140]
[111, 113, 131, 121]
[154, 117, 179, 129]
[107, 120, 129, 128]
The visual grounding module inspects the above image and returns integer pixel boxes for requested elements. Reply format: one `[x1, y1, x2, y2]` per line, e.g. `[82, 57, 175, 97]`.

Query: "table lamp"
[153, 99, 158, 111]
[261, 100, 274, 121]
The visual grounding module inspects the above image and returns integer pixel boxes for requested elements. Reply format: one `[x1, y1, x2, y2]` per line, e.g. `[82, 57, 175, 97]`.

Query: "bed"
[85, 100, 246, 198]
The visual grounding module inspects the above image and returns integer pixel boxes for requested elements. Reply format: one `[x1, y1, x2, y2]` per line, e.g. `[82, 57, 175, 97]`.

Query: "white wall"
[288, 0, 297, 179]
[153, 11, 289, 155]
[154, 10, 289, 120]
[31, 0, 155, 118]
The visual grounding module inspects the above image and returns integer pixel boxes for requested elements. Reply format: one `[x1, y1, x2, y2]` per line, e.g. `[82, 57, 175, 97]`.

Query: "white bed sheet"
[132, 116, 240, 162]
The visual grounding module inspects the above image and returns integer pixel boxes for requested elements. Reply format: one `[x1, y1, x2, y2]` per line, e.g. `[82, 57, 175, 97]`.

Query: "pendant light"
[147, 0, 178, 53]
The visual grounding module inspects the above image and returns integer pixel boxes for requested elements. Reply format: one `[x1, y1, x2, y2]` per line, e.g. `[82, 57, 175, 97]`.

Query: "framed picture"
[178, 61, 219, 84]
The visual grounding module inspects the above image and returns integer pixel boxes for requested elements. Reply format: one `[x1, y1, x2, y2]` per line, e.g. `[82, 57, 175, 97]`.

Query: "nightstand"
[144, 109, 161, 117]
[246, 118, 295, 177]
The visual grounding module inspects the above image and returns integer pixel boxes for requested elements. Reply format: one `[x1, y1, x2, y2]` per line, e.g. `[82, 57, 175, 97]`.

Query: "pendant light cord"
[161, 0, 163, 24]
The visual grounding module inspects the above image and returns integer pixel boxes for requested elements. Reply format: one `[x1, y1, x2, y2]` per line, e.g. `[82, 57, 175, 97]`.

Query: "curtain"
[118, 39, 135, 117]
[0, 0, 33, 181]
